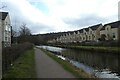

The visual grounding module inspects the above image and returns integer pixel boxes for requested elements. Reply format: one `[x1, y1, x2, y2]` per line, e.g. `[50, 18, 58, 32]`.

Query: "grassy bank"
[3, 49, 36, 78]
[40, 48, 97, 80]
[53, 45, 120, 54]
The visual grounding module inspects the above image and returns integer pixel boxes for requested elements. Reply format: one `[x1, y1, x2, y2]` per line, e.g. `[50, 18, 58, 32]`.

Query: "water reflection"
[61, 49, 120, 74]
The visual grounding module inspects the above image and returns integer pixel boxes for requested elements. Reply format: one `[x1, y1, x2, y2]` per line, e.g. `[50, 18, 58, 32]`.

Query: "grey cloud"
[29, 23, 55, 34]
[1, 1, 118, 34]
[1, 1, 55, 34]
[2, 2, 30, 28]
[63, 14, 116, 28]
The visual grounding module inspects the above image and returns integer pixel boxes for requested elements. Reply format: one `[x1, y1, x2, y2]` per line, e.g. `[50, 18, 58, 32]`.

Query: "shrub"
[2, 42, 33, 74]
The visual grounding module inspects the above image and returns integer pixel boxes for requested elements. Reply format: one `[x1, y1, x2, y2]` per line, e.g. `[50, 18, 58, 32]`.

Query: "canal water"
[37, 45, 120, 79]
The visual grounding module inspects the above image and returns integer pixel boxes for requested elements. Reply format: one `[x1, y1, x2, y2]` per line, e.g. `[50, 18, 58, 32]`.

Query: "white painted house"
[0, 12, 11, 47]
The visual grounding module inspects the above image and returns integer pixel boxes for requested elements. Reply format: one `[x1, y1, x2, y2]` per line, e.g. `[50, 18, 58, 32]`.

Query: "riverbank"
[48, 44, 120, 54]
[39, 48, 98, 80]
[3, 49, 36, 78]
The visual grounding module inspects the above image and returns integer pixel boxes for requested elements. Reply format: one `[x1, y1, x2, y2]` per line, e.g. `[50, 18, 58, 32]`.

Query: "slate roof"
[84, 28, 89, 32]
[89, 24, 102, 30]
[101, 21, 120, 30]
[67, 31, 73, 35]
[78, 29, 83, 33]
[74, 31, 78, 34]
[105, 21, 120, 28]
[100, 26, 105, 30]
[0, 12, 8, 20]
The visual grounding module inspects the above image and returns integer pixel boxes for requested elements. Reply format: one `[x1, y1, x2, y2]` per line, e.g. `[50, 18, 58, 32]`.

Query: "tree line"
[12, 23, 66, 45]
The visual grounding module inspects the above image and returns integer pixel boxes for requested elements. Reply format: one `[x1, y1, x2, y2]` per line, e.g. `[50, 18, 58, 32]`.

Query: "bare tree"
[11, 29, 18, 44]
[19, 23, 31, 36]
[18, 23, 31, 43]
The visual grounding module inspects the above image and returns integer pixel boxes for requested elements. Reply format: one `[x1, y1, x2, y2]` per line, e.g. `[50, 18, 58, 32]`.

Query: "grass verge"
[55, 45, 120, 54]
[40, 48, 98, 80]
[3, 49, 36, 78]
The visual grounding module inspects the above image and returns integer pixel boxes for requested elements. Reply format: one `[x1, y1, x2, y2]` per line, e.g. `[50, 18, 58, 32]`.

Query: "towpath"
[34, 48, 76, 78]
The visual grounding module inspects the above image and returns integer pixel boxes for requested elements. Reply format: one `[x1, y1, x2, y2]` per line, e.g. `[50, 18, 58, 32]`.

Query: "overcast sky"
[0, 0, 119, 34]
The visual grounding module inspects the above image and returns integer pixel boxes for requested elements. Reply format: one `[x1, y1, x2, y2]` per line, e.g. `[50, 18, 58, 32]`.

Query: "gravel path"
[34, 48, 76, 78]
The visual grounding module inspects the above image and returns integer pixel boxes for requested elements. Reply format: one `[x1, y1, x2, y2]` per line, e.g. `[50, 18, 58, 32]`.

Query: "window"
[107, 34, 109, 37]
[8, 27, 11, 31]
[106, 27, 109, 31]
[5, 31, 7, 36]
[5, 37, 7, 41]
[5, 25, 8, 31]
[112, 33, 116, 38]
[86, 36, 88, 40]
[89, 36, 91, 40]
[8, 37, 10, 41]
[80, 37, 81, 40]
[83, 37, 84, 40]
[90, 31, 92, 34]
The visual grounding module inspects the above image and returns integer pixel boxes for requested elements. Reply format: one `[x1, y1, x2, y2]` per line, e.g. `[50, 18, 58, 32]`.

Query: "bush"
[2, 42, 33, 74]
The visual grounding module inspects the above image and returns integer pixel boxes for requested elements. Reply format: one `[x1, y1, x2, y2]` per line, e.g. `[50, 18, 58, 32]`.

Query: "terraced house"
[100, 21, 120, 41]
[0, 12, 11, 47]
[49, 20, 120, 43]
[88, 24, 103, 41]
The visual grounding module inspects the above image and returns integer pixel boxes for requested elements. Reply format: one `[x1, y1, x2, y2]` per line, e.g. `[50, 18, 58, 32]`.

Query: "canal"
[37, 45, 120, 79]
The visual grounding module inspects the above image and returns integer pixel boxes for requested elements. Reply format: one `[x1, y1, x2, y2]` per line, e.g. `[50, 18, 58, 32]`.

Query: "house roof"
[84, 28, 89, 32]
[0, 12, 8, 20]
[101, 21, 120, 30]
[89, 24, 102, 30]
[105, 20, 120, 28]
[78, 29, 83, 33]
[67, 31, 73, 35]
[100, 26, 105, 30]
[74, 31, 78, 34]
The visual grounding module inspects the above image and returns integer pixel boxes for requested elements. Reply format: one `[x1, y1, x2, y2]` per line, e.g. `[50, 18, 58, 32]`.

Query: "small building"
[0, 12, 11, 47]
[100, 21, 120, 41]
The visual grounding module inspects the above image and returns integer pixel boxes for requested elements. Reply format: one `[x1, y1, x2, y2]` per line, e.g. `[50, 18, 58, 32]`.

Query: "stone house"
[65, 32, 72, 43]
[89, 24, 103, 41]
[78, 29, 84, 42]
[72, 31, 78, 43]
[0, 12, 11, 47]
[81, 28, 88, 41]
[59, 35, 66, 43]
[75, 30, 81, 42]
[100, 21, 120, 41]
[48, 21, 120, 43]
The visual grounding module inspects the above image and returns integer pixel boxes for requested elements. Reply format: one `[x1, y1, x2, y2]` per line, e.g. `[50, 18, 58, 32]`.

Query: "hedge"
[2, 42, 33, 74]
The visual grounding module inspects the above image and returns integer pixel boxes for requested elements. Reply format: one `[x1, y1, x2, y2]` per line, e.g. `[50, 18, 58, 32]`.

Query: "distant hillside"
[30, 32, 68, 45]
